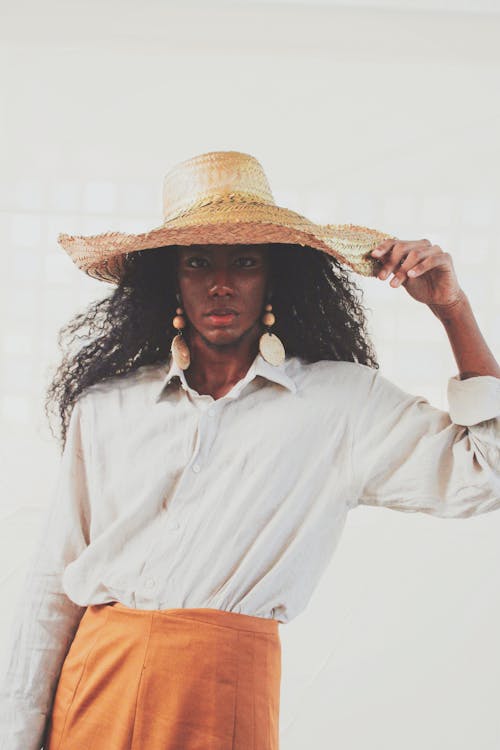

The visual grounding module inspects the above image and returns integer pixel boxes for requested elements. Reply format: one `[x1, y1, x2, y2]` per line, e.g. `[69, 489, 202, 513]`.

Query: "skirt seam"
[129, 610, 155, 750]
[55, 605, 112, 750]
[251, 632, 256, 750]
[230, 629, 240, 750]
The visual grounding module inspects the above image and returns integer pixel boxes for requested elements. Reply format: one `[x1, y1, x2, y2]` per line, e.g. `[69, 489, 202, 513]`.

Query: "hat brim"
[57, 198, 394, 284]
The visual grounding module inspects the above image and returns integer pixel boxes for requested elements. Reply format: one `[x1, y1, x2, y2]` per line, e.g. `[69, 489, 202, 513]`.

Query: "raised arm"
[370, 236, 499, 379]
[349, 238, 500, 518]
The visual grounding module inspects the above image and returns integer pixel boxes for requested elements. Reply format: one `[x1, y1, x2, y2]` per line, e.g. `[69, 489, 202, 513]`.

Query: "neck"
[183, 326, 261, 398]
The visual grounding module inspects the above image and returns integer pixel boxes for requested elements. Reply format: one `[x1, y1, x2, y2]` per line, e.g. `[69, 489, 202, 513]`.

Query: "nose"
[208, 266, 235, 295]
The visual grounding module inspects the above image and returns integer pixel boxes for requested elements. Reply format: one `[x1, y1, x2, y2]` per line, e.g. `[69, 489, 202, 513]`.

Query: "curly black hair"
[44, 243, 379, 451]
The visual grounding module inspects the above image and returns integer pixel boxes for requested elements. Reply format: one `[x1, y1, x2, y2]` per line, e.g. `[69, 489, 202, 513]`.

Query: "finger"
[391, 252, 449, 287]
[405, 251, 450, 278]
[371, 236, 429, 258]
[375, 240, 422, 280]
[378, 240, 433, 279]
[390, 245, 442, 285]
[370, 238, 397, 257]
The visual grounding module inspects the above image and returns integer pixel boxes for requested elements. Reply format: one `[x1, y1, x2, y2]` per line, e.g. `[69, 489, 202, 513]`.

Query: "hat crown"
[162, 150, 275, 223]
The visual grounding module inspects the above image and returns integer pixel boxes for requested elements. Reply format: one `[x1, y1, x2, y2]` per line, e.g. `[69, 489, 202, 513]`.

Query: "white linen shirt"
[1, 351, 500, 750]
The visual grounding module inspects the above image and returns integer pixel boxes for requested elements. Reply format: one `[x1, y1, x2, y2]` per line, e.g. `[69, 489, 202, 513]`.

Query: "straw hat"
[57, 150, 395, 285]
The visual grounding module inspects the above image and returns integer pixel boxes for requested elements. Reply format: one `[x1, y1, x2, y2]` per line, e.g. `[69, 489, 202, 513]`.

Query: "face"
[175, 244, 271, 350]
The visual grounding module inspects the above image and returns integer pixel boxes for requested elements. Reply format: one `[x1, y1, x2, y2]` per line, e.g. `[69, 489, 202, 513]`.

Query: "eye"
[186, 256, 209, 268]
[185, 256, 259, 268]
[234, 257, 258, 267]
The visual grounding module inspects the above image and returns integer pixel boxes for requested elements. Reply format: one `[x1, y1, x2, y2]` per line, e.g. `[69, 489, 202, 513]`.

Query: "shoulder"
[287, 355, 378, 393]
[75, 360, 168, 415]
[292, 359, 419, 412]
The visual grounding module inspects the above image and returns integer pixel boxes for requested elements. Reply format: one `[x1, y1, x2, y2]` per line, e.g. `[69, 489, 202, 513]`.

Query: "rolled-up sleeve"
[0, 398, 91, 750]
[350, 369, 500, 518]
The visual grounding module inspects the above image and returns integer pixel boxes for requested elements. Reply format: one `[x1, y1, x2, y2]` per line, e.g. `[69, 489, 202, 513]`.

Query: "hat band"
[162, 190, 276, 224]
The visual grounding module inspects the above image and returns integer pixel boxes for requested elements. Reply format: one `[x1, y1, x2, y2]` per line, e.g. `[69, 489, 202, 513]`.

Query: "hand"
[370, 238, 465, 310]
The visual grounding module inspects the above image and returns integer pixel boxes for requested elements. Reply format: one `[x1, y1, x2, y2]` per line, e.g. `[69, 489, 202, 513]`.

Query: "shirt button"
[207, 408, 215, 417]
[144, 578, 156, 589]
[166, 519, 180, 531]
[192, 463, 201, 473]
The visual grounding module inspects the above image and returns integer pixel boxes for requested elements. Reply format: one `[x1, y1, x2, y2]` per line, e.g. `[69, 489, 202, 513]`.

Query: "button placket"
[161, 404, 221, 544]
[155, 411, 207, 550]
[188, 408, 211, 474]
[185, 409, 204, 474]
[142, 493, 184, 583]
[190, 402, 221, 470]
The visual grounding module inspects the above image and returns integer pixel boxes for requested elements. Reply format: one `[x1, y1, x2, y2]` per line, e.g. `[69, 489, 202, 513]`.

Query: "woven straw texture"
[57, 151, 395, 285]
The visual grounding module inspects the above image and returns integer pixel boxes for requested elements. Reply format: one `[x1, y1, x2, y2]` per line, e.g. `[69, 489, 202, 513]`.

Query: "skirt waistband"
[107, 601, 279, 635]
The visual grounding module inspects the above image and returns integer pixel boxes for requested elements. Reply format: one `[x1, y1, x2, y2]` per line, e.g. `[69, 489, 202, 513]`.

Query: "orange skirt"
[43, 601, 282, 750]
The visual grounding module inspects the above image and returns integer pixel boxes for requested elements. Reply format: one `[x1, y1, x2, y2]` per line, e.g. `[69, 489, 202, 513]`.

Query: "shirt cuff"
[447, 373, 500, 426]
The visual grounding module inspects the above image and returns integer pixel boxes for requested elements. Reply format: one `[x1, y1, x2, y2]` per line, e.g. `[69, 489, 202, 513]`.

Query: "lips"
[205, 309, 238, 316]
[206, 309, 238, 326]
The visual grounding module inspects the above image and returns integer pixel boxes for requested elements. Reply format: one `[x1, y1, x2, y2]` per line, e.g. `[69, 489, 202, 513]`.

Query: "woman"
[0, 151, 498, 750]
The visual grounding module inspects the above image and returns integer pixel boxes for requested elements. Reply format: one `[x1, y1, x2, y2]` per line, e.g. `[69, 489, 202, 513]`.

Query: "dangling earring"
[259, 301, 285, 366]
[171, 297, 191, 370]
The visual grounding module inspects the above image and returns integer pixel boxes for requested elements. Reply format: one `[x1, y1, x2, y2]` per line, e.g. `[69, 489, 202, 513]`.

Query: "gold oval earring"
[170, 304, 191, 369]
[259, 302, 285, 366]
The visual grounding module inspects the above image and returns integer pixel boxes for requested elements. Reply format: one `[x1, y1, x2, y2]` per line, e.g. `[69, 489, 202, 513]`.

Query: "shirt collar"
[154, 351, 297, 403]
